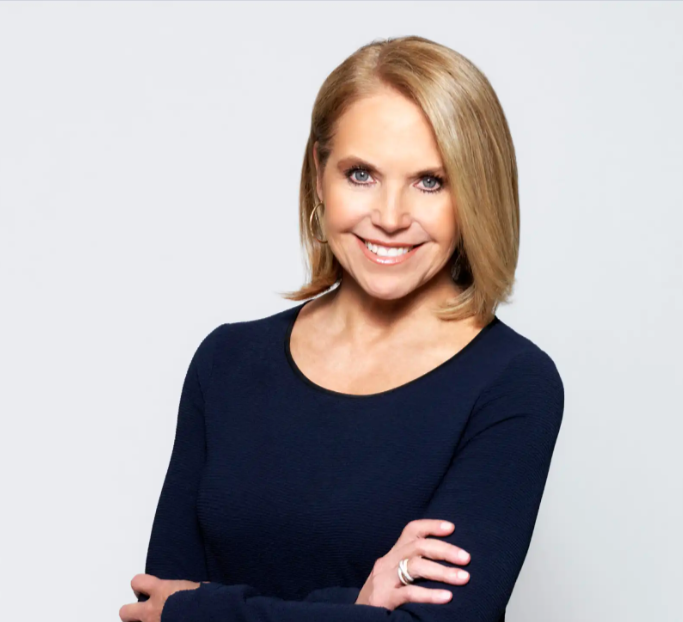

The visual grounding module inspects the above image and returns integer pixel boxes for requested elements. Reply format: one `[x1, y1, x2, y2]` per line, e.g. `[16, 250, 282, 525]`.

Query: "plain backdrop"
[1, 2, 681, 621]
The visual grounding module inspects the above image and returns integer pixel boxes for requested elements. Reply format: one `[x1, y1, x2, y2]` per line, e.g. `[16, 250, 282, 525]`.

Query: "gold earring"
[309, 200, 328, 244]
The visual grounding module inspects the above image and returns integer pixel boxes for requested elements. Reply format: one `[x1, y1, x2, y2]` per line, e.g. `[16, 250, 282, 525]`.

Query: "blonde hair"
[279, 35, 519, 325]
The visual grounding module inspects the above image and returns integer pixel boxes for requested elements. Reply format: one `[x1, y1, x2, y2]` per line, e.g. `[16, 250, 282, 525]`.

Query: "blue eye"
[417, 176, 443, 192]
[343, 165, 445, 194]
[349, 168, 371, 184]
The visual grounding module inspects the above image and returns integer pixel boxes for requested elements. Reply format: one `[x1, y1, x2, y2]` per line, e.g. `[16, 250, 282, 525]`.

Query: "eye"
[416, 175, 445, 194]
[344, 165, 445, 194]
[345, 166, 374, 185]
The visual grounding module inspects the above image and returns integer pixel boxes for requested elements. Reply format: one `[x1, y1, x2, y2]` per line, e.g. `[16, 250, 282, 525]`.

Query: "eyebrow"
[336, 155, 446, 178]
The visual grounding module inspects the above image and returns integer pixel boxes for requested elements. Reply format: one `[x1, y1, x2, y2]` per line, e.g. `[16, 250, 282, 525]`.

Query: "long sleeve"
[140, 329, 218, 588]
[139, 324, 360, 606]
[159, 348, 564, 622]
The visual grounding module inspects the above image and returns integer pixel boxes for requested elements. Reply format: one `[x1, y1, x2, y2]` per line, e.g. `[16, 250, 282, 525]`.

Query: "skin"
[119, 576, 204, 621]
[121, 85, 479, 621]
[294, 84, 484, 397]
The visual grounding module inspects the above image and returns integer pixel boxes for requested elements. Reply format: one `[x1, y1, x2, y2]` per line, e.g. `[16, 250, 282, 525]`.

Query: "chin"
[358, 280, 418, 302]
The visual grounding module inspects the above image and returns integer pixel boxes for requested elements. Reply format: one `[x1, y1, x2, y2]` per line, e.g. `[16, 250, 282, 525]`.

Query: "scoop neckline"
[283, 300, 499, 400]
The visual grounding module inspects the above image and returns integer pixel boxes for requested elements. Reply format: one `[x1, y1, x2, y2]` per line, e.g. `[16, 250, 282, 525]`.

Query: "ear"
[313, 141, 323, 202]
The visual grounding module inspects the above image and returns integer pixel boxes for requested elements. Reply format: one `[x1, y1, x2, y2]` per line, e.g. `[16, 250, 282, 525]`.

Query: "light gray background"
[1, 2, 681, 621]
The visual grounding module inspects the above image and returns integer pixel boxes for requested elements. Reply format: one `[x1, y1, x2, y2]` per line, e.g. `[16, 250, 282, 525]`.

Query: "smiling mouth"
[355, 235, 426, 259]
[355, 234, 425, 249]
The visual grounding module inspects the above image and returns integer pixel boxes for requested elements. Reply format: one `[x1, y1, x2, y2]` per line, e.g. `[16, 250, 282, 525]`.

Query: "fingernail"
[459, 550, 469, 561]
[458, 570, 469, 579]
[441, 522, 454, 530]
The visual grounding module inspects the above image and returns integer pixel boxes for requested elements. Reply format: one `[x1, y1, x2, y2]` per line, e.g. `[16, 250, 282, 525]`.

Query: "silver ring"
[398, 557, 415, 585]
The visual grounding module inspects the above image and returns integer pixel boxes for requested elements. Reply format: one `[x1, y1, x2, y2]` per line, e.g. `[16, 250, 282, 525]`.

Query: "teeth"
[364, 241, 415, 256]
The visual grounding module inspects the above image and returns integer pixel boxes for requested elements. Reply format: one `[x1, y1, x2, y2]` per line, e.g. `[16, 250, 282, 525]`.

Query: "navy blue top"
[140, 300, 564, 622]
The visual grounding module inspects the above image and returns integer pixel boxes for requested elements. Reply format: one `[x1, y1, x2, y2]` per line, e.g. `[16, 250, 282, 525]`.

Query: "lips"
[355, 234, 424, 266]
[356, 234, 424, 249]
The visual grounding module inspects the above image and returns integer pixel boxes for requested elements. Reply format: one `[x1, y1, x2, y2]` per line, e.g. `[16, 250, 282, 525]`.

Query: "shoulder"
[471, 317, 565, 430]
[482, 316, 563, 393]
[200, 304, 296, 351]
[489, 347, 564, 412]
[190, 304, 299, 381]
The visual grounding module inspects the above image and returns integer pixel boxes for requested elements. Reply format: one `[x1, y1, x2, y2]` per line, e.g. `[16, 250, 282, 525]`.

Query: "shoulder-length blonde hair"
[280, 35, 519, 325]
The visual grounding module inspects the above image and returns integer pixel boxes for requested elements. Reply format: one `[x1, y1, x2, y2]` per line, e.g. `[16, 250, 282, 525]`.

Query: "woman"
[120, 35, 564, 622]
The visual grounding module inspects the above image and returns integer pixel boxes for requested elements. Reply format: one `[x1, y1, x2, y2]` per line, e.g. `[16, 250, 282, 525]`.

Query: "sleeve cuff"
[161, 582, 222, 622]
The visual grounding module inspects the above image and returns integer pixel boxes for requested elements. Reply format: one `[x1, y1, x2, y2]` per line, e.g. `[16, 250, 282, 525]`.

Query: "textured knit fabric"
[138, 300, 565, 622]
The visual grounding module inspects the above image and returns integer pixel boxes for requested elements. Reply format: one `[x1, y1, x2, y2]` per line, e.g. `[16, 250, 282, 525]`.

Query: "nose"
[370, 188, 413, 232]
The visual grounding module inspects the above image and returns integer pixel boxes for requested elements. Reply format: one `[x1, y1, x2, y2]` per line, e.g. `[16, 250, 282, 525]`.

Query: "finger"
[131, 573, 159, 599]
[119, 601, 145, 621]
[405, 556, 470, 585]
[404, 536, 470, 567]
[396, 584, 454, 605]
[399, 519, 454, 544]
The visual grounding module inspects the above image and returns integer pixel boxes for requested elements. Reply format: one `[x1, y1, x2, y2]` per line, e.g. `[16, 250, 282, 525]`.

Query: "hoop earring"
[309, 200, 328, 244]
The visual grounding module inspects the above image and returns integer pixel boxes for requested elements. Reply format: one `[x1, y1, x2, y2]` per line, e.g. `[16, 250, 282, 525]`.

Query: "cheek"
[324, 197, 367, 232]
[426, 203, 457, 243]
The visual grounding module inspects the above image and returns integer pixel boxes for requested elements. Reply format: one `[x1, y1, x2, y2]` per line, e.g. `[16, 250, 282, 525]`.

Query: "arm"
[138, 324, 359, 605]
[140, 327, 220, 588]
[160, 348, 565, 622]
[397, 348, 565, 620]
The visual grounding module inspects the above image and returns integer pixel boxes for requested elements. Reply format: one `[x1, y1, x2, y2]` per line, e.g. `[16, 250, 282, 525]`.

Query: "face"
[314, 87, 459, 301]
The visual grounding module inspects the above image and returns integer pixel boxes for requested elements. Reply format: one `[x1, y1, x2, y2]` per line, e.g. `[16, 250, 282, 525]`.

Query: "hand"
[355, 519, 470, 610]
[119, 574, 206, 622]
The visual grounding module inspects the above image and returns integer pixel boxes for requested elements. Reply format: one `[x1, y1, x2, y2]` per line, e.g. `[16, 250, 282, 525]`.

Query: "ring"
[397, 557, 415, 586]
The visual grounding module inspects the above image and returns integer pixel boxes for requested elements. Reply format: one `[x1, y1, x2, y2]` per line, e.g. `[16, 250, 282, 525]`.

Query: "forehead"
[333, 89, 442, 165]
